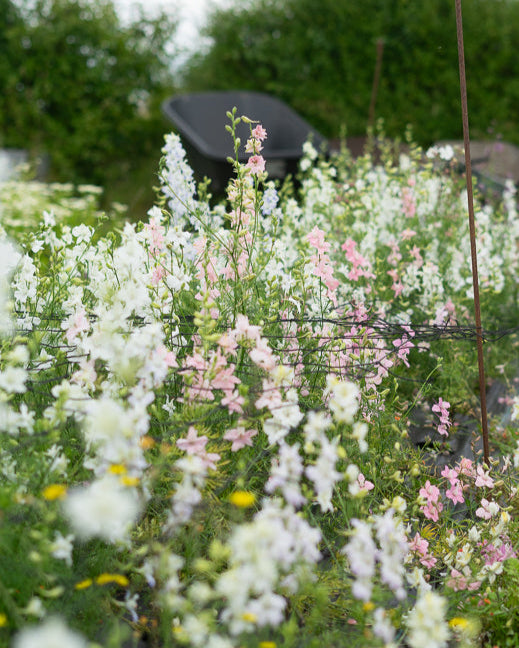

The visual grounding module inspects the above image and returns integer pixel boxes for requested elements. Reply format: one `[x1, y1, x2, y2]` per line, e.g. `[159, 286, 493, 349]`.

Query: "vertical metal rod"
[455, 0, 490, 464]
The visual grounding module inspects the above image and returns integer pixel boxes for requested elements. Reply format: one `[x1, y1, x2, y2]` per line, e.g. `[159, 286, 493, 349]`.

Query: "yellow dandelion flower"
[108, 464, 127, 475]
[241, 612, 257, 623]
[362, 601, 375, 612]
[96, 573, 129, 587]
[42, 484, 67, 501]
[120, 475, 140, 487]
[74, 579, 93, 590]
[229, 491, 256, 508]
[449, 617, 469, 630]
[0, 613, 7, 627]
[259, 642, 276, 648]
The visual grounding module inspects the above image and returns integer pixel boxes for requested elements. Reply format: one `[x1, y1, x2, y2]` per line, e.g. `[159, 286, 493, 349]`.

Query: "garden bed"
[1, 115, 519, 648]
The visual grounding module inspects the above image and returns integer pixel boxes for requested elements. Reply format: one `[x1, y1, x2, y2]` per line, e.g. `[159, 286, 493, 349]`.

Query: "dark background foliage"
[181, 0, 519, 147]
[0, 0, 178, 213]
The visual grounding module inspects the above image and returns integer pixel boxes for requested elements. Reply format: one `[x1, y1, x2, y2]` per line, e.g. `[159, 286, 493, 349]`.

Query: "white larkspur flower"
[326, 375, 360, 423]
[160, 133, 203, 229]
[0, 238, 21, 334]
[373, 607, 396, 644]
[50, 531, 75, 566]
[342, 519, 377, 601]
[352, 421, 369, 453]
[406, 591, 450, 648]
[63, 475, 141, 543]
[13, 617, 86, 648]
[0, 366, 27, 393]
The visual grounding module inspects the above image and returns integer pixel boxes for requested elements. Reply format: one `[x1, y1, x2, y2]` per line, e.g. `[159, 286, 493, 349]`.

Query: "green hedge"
[0, 0, 177, 189]
[182, 0, 519, 146]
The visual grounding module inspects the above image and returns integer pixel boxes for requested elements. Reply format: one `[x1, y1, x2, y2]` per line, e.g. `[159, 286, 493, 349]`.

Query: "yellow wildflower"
[108, 464, 127, 475]
[120, 476, 140, 487]
[241, 612, 257, 623]
[42, 484, 67, 501]
[74, 579, 93, 590]
[449, 617, 468, 629]
[229, 491, 256, 508]
[96, 573, 129, 587]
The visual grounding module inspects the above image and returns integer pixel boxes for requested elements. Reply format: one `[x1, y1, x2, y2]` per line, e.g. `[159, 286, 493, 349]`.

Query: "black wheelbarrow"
[162, 90, 327, 192]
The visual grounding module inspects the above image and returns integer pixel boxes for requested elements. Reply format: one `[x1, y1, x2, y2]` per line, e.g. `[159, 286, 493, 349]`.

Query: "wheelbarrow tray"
[162, 90, 326, 190]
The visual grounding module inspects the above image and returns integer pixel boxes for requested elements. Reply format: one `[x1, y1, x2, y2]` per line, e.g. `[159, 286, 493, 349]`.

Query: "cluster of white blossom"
[216, 498, 321, 635]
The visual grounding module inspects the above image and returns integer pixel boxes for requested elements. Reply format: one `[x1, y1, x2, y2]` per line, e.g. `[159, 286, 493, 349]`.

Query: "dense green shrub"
[0, 0, 177, 189]
[182, 0, 519, 146]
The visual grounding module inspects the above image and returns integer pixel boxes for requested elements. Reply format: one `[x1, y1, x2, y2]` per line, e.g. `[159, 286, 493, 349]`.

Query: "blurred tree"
[182, 0, 519, 148]
[0, 0, 177, 189]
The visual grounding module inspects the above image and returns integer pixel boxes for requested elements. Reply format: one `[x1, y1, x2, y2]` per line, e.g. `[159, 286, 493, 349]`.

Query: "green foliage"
[0, 0, 177, 191]
[182, 0, 519, 146]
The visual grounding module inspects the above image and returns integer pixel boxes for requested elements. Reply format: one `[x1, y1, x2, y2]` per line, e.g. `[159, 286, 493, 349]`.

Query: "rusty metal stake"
[455, 0, 490, 464]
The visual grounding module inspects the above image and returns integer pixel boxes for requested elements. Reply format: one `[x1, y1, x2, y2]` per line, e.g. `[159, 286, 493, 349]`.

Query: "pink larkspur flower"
[198, 449, 220, 470]
[419, 480, 440, 503]
[252, 124, 267, 141]
[221, 389, 245, 414]
[458, 457, 475, 478]
[432, 397, 451, 436]
[245, 137, 263, 154]
[223, 426, 257, 451]
[441, 465, 459, 486]
[447, 568, 481, 592]
[357, 473, 374, 492]
[445, 482, 464, 505]
[475, 465, 494, 488]
[307, 226, 330, 253]
[154, 345, 178, 368]
[65, 309, 90, 343]
[246, 155, 265, 175]
[475, 498, 499, 520]
[432, 397, 450, 414]
[177, 426, 208, 454]
[421, 501, 442, 522]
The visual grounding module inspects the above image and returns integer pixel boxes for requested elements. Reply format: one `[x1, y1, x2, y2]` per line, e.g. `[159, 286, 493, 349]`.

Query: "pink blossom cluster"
[440, 465, 465, 505]
[418, 480, 443, 522]
[181, 313, 277, 418]
[480, 538, 517, 566]
[392, 325, 415, 368]
[313, 305, 396, 392]
[245, 124, 267, 176]
[306, 226, 339, 305]
[64, 308, 90, 344]
[435, 459, 495, 514]
[144, 216, 165, 257]
[446, 568, 481, 592]
[176, 426, 220, 470]
[341, 238, 375, 283]
[432, 397, 451, 436]
[401, 182, 416, 218]
[409, 532, 437, 569]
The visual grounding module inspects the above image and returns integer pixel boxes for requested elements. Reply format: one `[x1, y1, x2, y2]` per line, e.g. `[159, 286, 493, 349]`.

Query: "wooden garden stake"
[455, 0, 490, 464]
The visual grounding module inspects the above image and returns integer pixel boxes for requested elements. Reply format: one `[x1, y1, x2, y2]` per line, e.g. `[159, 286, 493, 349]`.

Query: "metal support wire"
[455, 0, 490, 464]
